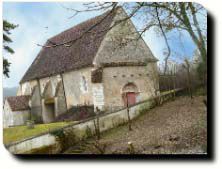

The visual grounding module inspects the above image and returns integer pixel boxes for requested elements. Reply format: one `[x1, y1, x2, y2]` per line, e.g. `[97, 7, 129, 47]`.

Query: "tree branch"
[155, 3, 171, 75]
[37, 3, 118, 48]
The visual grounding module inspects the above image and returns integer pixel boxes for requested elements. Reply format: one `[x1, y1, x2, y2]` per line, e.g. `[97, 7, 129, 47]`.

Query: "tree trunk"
[185, 60, 193, 99]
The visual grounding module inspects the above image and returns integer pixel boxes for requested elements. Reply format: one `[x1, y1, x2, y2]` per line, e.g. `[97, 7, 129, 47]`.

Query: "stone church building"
[3, 7, 159, 127]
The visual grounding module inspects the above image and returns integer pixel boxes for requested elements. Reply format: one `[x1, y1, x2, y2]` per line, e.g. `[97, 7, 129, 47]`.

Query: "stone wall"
[102, 63, 159, 110]
[5, 99, 152, 154]
[18, 62, 158, 118]
[7, 134, 58, 154]
[5, 89, 181, 154]
[91, 6, 159, 110]
[62, 67, 94, 109]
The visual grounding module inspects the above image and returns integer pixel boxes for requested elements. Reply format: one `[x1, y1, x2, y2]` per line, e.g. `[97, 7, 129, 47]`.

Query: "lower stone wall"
[6, 89, 183, 154]
[7, 134, 58, 154]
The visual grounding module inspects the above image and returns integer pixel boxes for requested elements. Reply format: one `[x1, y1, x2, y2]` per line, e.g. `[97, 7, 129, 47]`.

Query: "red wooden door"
[124, 92, 136, 106]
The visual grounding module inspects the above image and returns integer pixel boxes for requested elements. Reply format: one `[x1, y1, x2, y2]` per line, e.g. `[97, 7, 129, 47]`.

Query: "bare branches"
[188, 2, 207, 63]
[36, 2, 206, 75]
[184, 59, 193, 99]
[37, 3, 118, 48]
[61, 2, 116, 19]
[155, 3, 171, 75]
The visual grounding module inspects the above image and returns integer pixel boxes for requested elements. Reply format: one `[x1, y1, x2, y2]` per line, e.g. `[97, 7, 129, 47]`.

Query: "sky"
[2, 2, 201, 88]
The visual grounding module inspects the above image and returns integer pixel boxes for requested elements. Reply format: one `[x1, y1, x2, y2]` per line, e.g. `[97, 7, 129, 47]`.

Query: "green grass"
[3, 122, 72, 145]
[161, 89, 176, 95]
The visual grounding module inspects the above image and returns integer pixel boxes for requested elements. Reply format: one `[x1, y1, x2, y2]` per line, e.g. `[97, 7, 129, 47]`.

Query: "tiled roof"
[20, 10, 116, 83]
[6, 95, 30, 111]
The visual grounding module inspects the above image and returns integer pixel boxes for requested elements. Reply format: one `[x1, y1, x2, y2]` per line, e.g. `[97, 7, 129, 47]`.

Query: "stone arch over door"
[122, 82, 139, 106]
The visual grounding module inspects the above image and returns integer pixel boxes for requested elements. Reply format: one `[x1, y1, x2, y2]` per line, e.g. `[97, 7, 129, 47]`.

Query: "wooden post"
[126, 93, 132, 131]
[94, 107, 100, 140]
[167, 75, 171, 92]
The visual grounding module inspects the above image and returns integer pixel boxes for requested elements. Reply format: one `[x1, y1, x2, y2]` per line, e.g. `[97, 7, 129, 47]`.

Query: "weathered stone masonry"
[4, 7, 159, 126]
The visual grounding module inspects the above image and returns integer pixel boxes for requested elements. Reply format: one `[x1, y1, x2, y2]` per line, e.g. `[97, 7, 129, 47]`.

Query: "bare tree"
[154, 3, 171, 75]
[39, 3, 206, 60]
[57, 2, 206, 69]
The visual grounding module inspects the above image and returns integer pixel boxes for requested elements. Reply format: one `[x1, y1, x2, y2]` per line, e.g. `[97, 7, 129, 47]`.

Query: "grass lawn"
[3, 121, 73, 145]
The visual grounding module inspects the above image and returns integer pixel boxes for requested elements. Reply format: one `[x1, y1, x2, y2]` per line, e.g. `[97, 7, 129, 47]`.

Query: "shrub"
[50, 128, 77, 152]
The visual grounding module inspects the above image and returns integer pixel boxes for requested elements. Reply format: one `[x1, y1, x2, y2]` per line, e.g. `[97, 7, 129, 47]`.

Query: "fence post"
[125, 93, 132, 131]
[93, 107, 100, 140]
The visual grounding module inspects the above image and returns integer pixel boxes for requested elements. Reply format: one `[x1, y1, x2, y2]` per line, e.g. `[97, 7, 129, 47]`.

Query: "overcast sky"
[3, 2, 199, 88]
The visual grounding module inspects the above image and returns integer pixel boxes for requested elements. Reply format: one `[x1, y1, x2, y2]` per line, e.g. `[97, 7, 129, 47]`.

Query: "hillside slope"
[65, 96, 207, 154]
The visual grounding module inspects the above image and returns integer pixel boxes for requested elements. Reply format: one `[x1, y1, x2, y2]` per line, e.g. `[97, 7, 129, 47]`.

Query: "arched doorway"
[122, 83, 139, 106]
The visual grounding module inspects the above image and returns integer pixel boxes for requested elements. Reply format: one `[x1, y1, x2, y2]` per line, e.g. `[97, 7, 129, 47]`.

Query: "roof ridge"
[6, 95, 31, 111]
[48, 9, 113, 44]
[20, 8, 117, 83]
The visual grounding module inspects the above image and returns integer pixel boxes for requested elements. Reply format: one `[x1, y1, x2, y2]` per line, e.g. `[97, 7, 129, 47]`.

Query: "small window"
[122, 75, 126, 78]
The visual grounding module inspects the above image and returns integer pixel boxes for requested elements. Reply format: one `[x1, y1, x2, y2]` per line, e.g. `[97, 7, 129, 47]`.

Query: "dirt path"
[65, 96, 207, 154]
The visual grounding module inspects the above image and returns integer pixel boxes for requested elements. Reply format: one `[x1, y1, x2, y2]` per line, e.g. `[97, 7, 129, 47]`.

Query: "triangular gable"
[93, 7, 158, 67]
